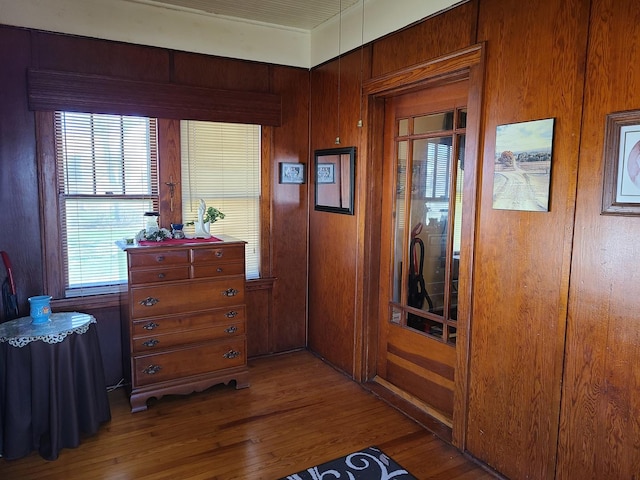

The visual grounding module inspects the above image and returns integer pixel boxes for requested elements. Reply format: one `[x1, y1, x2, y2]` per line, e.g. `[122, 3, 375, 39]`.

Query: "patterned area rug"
[280, 446, 417, 480]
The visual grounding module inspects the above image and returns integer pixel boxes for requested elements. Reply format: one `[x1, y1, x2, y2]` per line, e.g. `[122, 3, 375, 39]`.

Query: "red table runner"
[137, 236, 222, 246]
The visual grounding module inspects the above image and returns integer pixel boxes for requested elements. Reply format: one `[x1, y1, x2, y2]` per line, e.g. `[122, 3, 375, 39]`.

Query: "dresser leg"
[129, 393, 149, 413]
[235, 373, 250, 389]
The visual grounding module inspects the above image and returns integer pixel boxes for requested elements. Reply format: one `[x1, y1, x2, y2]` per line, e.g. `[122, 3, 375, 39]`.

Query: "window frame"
[54, 111, 160, 296]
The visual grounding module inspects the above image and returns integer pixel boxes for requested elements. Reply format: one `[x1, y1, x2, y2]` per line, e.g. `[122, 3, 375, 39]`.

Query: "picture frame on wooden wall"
[279, 162, 305, 184]
[602, 110, 640, 215]
[492, 118, 555, 212]
[314, 147, 356, 215]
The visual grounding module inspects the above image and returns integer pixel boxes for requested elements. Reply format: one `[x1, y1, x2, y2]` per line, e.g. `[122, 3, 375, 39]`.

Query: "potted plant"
[203, 206, 225, 224]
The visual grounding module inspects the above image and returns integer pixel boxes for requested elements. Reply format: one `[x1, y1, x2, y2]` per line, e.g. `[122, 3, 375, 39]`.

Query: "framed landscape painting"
[492, 118, 555, 212]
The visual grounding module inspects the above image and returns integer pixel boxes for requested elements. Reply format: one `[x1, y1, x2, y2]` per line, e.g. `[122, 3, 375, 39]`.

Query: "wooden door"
[376, 80, 469, 427]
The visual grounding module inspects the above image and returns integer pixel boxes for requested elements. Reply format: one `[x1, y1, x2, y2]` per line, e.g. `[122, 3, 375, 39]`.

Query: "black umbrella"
[1, 251, 19, 322]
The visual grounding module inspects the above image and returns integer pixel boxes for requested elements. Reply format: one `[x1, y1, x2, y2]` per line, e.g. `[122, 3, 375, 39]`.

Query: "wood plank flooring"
[0, 350, 497, 479]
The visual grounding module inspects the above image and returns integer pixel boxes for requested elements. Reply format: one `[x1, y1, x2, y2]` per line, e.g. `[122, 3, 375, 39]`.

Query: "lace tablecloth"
[0, 311, 95, 347]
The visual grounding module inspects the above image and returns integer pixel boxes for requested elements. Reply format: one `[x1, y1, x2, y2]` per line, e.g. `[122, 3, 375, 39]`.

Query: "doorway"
[375, 80, 471, 428]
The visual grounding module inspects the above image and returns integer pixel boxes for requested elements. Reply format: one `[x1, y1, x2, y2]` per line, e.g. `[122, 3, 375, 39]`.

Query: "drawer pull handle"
[142, 339, 160, 347]
[222, 288, 239, 297]
[217, 267, 223, 273]
[223, 350, 241, 359]
[143, 322, 159, 330]
[156, 255, 165, 262]
[158, 273, 165, 279]
[140, 297, 159, 306]
[215, 251, 223, 257]
[225, 310, 238, 318]
[225, 325, 238, 334]
[143, 364, 162, 375]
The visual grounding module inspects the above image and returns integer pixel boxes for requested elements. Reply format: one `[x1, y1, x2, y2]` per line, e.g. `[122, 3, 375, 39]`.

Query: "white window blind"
[55, 112, 158, 296]
[181, 121, 261, 279]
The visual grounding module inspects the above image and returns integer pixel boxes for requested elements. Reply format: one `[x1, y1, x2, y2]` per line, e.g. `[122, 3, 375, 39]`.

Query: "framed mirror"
[314, 146, 356, 215]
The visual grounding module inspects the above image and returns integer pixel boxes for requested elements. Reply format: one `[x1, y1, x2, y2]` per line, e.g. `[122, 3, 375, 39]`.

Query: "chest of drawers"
[122, 238, 249, 412]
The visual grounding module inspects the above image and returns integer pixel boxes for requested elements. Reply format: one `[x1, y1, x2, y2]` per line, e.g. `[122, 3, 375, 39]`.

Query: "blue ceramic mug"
[29, 295, 52, 324]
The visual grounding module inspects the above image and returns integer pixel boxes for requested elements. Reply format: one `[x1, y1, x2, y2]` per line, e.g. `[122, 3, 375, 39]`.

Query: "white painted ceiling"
[126, 0, 361, 31]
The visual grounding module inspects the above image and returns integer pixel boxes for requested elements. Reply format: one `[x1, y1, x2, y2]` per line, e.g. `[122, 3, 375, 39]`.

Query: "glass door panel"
[449, 134, 465, 331]
[392, 140, 408, 306]
[391, 108, 466, 343]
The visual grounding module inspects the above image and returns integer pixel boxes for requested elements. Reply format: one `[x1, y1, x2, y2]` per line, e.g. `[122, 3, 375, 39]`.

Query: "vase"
[29, 295, 52, 324]
[194, 221, 211, 239]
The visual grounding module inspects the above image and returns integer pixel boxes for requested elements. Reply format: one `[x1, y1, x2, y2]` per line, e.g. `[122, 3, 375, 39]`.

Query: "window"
[45, 114, 261, 299]
[54, 112, 158, 296]
[181, 121, 261, 279]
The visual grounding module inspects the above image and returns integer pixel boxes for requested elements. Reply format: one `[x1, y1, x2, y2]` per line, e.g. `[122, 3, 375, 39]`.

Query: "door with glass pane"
[377, 81, 468, 427]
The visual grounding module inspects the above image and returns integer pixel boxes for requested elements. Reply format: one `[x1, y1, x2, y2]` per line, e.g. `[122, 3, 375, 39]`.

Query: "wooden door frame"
[357, 43, 485, 449]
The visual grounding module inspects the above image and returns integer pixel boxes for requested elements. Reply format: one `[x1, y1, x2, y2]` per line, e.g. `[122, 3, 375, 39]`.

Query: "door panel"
[377, 80, 468, 425]
[386, 327, 455, 418]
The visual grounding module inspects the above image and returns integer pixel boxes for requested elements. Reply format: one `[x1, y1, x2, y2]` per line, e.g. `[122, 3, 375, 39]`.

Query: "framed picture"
[492, 118, 555, 212]
[602, 110, 640, 215]
[279, 162, 305, 184]
[314, 147, 356, 215]
[316, 163, 335, 184]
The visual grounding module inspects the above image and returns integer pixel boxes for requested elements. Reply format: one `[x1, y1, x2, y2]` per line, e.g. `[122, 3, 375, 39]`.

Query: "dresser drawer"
[130, 266, 190, 284]
[130, 277, 245, 319]
[191, 245, 245, 264]
[129, 249, 189, 268]
[192, 261, 244, 279]
[133, 340, 246, 386]
[132, 321, 244, 353]
[132, 307, 245, 337]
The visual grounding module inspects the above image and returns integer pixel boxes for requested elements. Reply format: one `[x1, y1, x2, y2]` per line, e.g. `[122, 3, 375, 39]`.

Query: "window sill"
[51, 293, 123, 311]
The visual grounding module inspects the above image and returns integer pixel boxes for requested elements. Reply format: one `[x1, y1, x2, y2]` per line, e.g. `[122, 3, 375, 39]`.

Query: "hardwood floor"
[0, 350, 496, 479]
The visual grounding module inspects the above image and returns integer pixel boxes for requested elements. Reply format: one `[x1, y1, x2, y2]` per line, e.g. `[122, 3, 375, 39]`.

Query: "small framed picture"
[602, 110, 640, 215]
[316, 163, 336, 184]
[279, 162, 305, 184]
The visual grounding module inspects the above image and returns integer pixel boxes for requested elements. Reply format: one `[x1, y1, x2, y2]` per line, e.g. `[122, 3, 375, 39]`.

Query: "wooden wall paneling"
[557, 0, 640, 477]
[308, 49, 364, 375]
[157, 119, 182, 228]
[352, 44, 377, 383]
[172, 52, 271, 92]
[0, 26, 43, 320]
[269, 65, 310, 353]
[370, 0, 478, 78]
[245, 279, 273, 357]
[466, 0, 589, 478]
[33, 31, 171, 82]
[35, 111, 65, 298]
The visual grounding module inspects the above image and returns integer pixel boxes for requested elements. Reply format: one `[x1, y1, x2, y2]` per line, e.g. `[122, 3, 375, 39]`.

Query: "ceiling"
[0, 0, 460, 67]
[126, 0, 362, 31]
